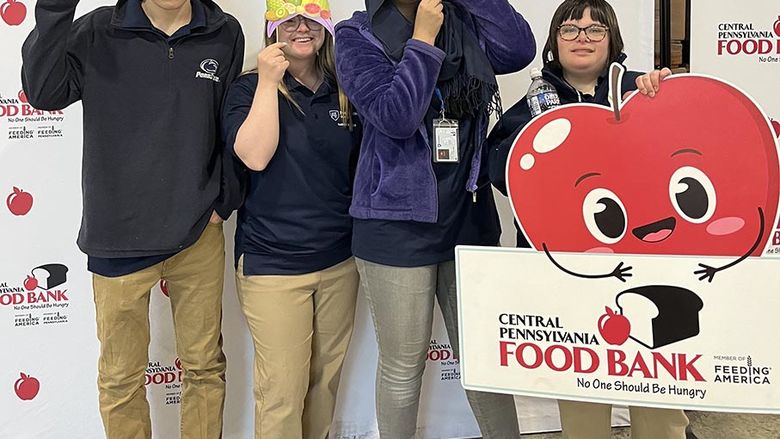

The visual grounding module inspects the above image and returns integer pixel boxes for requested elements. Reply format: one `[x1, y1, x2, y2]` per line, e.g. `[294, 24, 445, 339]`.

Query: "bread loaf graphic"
[616, 285, 703, 349]
[31, 264, 68, 290]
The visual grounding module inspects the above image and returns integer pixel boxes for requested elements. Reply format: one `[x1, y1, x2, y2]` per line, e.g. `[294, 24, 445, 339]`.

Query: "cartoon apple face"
[507, 75, 780, 257]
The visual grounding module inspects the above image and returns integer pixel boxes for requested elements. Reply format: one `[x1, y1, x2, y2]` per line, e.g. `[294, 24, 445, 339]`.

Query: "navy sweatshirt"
[21, 0, 245, 258]
[223, 74, 361, 275]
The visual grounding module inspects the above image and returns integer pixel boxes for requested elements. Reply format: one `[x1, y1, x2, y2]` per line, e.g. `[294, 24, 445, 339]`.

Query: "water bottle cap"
[530, 67, 542, 79]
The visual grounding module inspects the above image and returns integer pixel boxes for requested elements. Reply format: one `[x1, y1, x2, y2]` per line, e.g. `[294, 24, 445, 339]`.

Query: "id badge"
[433, 118, 460, 163]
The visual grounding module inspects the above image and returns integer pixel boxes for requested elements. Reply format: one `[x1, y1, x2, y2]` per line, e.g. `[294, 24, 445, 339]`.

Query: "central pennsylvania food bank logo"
[716, 15, 780, 62]
[1, 264, 71, 327]
[145, 357, 183, 406]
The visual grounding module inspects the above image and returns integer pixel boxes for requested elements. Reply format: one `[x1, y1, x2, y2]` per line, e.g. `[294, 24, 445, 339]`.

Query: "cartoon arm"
[543, 243, 633, 282]
[694, 207, 765, 283]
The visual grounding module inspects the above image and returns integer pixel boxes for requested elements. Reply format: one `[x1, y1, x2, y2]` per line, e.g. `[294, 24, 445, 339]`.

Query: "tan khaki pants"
[235, 256, 359, 439]
[92, 222, 226, 439]
[559, 400, 689, 439]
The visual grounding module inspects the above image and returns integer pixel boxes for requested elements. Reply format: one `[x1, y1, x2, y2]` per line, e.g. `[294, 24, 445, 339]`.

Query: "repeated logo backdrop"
[1, 1, 654, 438]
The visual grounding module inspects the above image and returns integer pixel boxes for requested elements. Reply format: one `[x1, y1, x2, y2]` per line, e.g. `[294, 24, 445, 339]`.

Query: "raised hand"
[412, 0, 444, 46]
[257, 42, 289, 86]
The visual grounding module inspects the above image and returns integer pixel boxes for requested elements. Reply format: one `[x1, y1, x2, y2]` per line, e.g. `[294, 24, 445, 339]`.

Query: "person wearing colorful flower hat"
[222, 1, 360, 438]
[335, 0, 536, 437]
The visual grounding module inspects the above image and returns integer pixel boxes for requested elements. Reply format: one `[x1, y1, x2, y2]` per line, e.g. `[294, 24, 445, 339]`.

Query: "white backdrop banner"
[1, 1, 653, 437]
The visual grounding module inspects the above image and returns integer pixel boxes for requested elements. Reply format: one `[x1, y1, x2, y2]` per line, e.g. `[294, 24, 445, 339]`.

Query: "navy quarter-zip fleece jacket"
[21, 0, 245, 258]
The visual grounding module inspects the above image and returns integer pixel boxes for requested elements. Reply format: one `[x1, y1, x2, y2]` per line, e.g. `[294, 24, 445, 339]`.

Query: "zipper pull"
[472, 191, 477, 203]
[168, 47, 175, 60]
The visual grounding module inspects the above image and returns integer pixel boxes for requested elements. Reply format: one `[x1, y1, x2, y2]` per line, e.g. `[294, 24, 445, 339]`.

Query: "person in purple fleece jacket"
[335, 0, 535, 437]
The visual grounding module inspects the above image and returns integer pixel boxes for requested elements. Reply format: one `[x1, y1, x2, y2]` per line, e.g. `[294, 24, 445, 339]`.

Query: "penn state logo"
[329, 110, 341, 122]
[200, 59, 219, 74]
[195, 59, 221, 83]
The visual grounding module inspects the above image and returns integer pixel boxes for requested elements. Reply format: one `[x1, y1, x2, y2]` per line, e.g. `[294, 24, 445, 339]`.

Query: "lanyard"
[435, 88, 446, 119]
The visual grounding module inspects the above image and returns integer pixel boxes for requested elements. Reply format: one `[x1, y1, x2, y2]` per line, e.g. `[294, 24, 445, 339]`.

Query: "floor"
[521, 412, 780, 438]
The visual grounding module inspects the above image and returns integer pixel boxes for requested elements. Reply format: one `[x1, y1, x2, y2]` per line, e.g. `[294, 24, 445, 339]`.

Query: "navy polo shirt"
[223, 73, 361, 275]
[87, 0, 207, 278]
[352, 103, 501, 267]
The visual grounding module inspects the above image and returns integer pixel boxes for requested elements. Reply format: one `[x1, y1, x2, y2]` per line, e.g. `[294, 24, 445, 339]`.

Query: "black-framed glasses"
[558, 24, 609, 42]
[280, 16, 323, 32]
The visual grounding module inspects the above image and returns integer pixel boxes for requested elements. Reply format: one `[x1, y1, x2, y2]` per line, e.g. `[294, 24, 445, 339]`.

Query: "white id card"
[433, 119, 460, 163]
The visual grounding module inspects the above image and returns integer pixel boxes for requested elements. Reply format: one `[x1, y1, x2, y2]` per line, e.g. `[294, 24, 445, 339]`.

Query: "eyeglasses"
[280, 16, 323, 32]
[557, 24, 609, 42]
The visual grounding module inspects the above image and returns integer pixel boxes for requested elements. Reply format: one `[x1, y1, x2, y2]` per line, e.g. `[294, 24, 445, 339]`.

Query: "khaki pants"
[235, 256, 359, 439]
[92, 222, 226, 439]
[559, 400, 689, 439]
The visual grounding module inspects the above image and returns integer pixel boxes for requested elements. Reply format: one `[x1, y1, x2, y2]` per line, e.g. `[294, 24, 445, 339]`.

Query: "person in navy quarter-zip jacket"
[487, 1, 688, 438]
[335, 0, 535, 437]
[221, 1, 361, 436]
[21, 1, 244, 438]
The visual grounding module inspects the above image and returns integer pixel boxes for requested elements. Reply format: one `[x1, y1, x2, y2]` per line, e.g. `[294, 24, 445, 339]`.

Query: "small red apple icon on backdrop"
[598, 306, 631, 345]
[14, 372, 40, 401]
[6, 187, 33, 216]
[23, 275, 38, 291]
[175, 358, 182, 370]
[1, 0, 26, 26]
[17, 89, 27, 104]
[159, 279, 169, 297]
[774, 16, 780, 38]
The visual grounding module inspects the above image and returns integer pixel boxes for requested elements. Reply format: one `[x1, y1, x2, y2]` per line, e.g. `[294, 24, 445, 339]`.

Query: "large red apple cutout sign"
[14, 372, 40, 400]
[1, 0, 26, 26]
[6, 187, 33, 216]
[507, 68, 780, 266]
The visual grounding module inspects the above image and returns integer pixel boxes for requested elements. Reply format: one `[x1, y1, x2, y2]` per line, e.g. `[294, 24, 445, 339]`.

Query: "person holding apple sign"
[221, 1, 361, 437]
[335, 0, 535, 437]
[20, 0, 245, 438]
[486, 1, 685, 438]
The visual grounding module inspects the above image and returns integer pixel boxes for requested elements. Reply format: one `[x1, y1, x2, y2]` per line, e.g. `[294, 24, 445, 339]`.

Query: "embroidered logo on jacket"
[195, 59, 220, 83]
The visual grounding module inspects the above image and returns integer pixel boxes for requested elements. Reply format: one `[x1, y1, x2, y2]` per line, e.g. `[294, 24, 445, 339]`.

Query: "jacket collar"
[111, 0, 225, 34]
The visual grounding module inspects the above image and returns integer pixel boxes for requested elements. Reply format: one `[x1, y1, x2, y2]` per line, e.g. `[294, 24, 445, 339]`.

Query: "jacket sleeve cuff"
[405, 39, 446, 62]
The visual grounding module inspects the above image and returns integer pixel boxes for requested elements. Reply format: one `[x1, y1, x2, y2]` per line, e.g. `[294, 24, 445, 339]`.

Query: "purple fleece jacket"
[335, 0, 535, 223]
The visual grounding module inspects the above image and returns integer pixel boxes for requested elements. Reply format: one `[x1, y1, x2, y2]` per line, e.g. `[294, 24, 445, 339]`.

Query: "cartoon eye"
[669, 166, 716, 224]
[582, 188, 627, 244]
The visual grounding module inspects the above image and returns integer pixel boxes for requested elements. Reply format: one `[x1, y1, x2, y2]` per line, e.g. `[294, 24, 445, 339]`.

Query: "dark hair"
[542, 0, 624, 71]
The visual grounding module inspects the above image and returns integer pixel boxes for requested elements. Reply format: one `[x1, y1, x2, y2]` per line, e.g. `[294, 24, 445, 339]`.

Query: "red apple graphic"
[17, 89, 27, 104]
[1, 0, 26, 26]
[598, 306, 631, 345]
[507, 72, 779, 259]
[771, 119, 780, 138]
[159, 279, 169, 297]
[175, 357, 182, 370]
[23, 275, 38, 291]
[6, 187, 34, 216]
[14, 373, 40, 401]
[774, 16, 780, 38]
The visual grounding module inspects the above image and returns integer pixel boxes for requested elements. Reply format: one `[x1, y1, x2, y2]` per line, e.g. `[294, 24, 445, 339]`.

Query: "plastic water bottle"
[527, 68, 561, 117]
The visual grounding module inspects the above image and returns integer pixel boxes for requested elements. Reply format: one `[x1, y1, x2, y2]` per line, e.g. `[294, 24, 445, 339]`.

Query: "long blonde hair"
[260, 24, 354, 130]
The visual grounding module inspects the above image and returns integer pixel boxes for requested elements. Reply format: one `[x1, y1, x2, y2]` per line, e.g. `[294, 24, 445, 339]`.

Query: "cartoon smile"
[632, 217, 676, 243]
